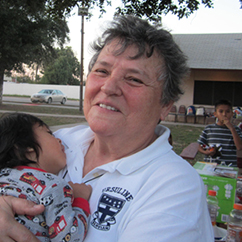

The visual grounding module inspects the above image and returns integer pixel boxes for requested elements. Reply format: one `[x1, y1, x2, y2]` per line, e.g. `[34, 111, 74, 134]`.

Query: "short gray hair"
[88, 15, 189, 104]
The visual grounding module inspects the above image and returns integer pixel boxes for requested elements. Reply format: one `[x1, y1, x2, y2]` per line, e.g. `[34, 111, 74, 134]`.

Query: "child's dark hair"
[215, 99, 232, 110]
[0, 113, 49, 169]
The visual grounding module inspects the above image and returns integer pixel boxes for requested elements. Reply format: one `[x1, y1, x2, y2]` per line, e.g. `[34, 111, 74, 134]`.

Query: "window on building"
[194, 81, 242, 106]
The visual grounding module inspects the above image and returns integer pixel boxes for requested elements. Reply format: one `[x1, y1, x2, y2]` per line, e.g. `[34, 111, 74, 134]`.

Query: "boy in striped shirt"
[197, 100, 242, 166]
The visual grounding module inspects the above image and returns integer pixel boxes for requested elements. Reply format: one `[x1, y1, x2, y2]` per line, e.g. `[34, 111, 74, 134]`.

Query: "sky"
[66, 0, 242, 73]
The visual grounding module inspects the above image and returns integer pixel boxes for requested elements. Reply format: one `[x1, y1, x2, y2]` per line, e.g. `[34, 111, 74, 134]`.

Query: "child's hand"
[68, 181, 92, 201]
[222, 118, 233, 129]
[204, 148, 216, 157]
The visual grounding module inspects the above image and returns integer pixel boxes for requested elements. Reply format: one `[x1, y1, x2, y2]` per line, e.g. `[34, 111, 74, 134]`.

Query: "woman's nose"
[101, 75, 122, 96]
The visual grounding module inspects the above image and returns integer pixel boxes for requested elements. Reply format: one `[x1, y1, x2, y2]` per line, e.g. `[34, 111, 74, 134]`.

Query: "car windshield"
[39, 90, 53, 94]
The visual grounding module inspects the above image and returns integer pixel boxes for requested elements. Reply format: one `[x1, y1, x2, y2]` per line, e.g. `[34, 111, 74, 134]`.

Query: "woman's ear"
[159, 102, 174, 121]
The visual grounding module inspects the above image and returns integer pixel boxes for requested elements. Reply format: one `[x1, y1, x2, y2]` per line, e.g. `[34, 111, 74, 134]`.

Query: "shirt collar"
[86, 125, 172, 176]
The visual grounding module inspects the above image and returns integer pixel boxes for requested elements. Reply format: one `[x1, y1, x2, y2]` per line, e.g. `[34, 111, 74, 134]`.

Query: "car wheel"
[47, 98, 52, 104]
[61, 98, 66, 105]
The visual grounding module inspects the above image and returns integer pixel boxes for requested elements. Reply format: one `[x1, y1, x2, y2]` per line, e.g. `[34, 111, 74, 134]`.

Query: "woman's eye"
[132, 78, 143, 84]
[95, 69, 107, 74]
[126, 77, 143, 85]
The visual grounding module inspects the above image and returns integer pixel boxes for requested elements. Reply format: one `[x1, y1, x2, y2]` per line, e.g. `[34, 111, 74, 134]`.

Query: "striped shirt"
[197, 123, 242, 166]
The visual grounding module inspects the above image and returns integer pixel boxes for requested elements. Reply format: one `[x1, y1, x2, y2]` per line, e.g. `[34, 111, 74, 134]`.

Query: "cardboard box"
[194, 162, 238, 223]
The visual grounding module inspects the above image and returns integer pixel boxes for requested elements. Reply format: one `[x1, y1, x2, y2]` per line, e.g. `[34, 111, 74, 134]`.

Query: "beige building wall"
[175, 69, 242, 109]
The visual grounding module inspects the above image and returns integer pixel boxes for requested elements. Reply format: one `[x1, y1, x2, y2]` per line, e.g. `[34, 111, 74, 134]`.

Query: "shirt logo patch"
[91, 193, 126, 231]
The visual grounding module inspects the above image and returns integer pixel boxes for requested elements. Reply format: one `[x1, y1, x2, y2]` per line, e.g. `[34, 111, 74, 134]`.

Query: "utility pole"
[78, 5, 88, 113]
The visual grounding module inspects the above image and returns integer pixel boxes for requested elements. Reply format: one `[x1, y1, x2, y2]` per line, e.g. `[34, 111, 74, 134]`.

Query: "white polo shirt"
[55, 125, 214, 242]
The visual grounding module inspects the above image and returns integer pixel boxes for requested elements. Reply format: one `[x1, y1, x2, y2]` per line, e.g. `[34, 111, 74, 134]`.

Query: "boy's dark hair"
[215, 100, 232, 110]
[0, 113, 49, 169]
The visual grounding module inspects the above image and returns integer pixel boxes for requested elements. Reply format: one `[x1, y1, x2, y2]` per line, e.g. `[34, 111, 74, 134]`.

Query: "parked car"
[30, 89, 67, 104]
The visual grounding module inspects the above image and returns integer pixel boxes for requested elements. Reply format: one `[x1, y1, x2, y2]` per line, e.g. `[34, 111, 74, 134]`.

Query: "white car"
[30, 89, 67, 104]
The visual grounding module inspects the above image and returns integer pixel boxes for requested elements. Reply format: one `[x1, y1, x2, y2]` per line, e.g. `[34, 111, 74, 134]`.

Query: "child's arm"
[197, 127, 216, 156]
[42, 178, 92, 242]
[198, 145, 216, 156]
[224, 119, 242, 150]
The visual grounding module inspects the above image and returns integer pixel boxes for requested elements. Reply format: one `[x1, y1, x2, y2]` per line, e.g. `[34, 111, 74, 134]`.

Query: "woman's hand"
[0, 196, 44, 242]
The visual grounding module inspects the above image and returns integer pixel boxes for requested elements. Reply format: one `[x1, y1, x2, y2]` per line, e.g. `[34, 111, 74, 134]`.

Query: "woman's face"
[84, 40, 172, 140]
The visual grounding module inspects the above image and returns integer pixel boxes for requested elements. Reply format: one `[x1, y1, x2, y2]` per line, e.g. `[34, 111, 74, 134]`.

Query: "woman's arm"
[0, 196, 44, 242]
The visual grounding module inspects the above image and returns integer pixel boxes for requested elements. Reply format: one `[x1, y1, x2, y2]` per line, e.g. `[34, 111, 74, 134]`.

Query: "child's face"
[31, 124, 66, 174]
[214, 104, 233, 126]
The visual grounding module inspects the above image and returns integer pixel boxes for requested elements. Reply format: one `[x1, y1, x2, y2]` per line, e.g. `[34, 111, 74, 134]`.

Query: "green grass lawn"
[163, 124, 204, 165]
[0, 103, 204, 165]
[0, 104, 85, 126]
[0, 104, 81, 115]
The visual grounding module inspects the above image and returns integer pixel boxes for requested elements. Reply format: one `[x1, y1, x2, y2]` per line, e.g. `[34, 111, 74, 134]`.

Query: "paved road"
[2, 96, 80, 109]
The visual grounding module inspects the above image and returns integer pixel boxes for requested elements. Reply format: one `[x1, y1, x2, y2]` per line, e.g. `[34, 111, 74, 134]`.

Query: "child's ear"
[26, 147, 34, 152]
[25, 147, 37, 162]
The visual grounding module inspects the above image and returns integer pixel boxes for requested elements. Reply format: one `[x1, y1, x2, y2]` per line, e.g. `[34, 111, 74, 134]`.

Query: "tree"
[115, 0, 214, 21]
[0, 0, 69, 104]
[45, 0, 242, 21]
[47, 0, 215, 21]
[41, 47, 80, 85]
[4, 0, 240, 105]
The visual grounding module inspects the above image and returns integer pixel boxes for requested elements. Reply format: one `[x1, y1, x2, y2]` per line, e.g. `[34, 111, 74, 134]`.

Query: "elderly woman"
[0, 15, 213, 241]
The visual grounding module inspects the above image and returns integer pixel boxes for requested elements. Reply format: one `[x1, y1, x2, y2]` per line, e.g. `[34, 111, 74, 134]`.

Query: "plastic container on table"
[207, 190, 219, 226]
[226, 203, 242, 242]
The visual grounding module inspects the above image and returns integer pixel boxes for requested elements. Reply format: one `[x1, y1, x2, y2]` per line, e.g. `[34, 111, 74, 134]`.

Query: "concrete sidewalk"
[0, 109, 85, 118]
[50, 122, 88, 132]
[0, 109, 206, 131]
[0, 109, 88, 131]
[50, 120, 206, 132]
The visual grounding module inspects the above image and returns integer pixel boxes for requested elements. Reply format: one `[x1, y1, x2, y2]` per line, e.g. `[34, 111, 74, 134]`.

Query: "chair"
[177, 105, 186, 123]
[232, 118, 242, 126]
[165, 105, 177, 122]
[186, 105, 196, 123]
[205, 116, 216, 125]
[195, 106, 206, 124]
[205, 107, 215, 125]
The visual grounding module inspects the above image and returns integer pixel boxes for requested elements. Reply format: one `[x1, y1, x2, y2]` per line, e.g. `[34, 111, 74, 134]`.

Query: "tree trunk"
[35, 64, 39, 82]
